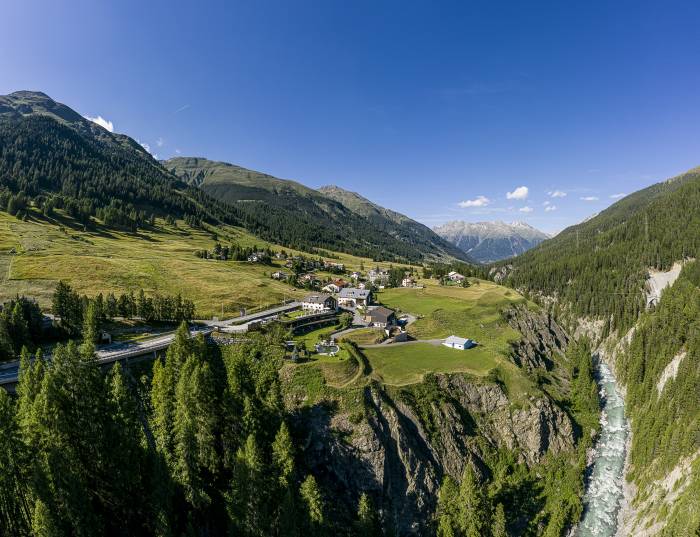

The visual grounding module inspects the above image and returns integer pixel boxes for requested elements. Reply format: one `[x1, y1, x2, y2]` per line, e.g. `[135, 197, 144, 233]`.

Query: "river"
[577, 358, 629, 537]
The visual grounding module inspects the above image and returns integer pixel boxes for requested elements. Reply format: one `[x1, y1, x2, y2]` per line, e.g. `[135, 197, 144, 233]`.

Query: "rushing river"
[577, 358, 629, 537]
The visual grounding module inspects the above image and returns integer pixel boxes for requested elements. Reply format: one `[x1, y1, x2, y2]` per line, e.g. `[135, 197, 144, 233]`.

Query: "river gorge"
[577, 359, 629, 537]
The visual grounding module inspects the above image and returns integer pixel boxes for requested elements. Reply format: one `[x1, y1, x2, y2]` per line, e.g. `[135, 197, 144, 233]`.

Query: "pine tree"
[81, 299, 99, 355]
[300, 475, 324, 536]
[492, 503, 507, 537]
[272, 421, 294, 487]
[0, 389, 31, 535]
[355, 493, 380, 537]
[456, 464, 486, 537]
[436, 475, 459, 537]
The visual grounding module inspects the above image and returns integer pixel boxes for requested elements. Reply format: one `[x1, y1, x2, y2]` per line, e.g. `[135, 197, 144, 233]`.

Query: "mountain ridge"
[434, 219, 549, 263]
[164, 156, 470, 263]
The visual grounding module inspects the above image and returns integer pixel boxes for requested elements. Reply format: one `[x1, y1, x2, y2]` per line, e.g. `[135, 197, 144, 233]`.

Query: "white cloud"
[84, 115, 114, 132]
[549, 190, 567, 198]
[580, 196, 599, 201]
[545, 205, 557, 212]
[543, 200, 551, 206]
[458, 195, 490, 208]
[175, 148, 181, 154]
[519, 206, 533, 213]
[156, 137, 165, 147]
[506, 186, 529, 200]
[138, 141, 158, 160]
[174, 104, 191, 114]
[610, 193, 626, 199]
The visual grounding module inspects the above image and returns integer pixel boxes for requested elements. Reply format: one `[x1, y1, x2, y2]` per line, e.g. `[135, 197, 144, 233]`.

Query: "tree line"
[0, 318, 382, 536]
[52, 281, 196, 337]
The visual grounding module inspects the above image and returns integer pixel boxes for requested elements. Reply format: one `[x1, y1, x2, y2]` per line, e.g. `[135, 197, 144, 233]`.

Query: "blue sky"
[2, 0, 700, 234]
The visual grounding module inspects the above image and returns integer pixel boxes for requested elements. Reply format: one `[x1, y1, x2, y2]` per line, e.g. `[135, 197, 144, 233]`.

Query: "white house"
[401, 277, 416, 288]
[367, 269, 389, 284]
[322, 283, 341, 293]
[338, 288, 373, 308]
[442, 335, 474, 350]
[301, 293, 337, 312]
[447, 271, 465, 282]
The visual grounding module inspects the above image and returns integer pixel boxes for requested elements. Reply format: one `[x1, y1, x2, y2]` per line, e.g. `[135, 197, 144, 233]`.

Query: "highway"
[0, 301, 302, 388]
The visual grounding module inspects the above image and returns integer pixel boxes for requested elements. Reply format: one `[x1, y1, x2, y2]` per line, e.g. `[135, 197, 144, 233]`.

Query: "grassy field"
[337, 327, 385, 345]
[0, 210, 404, 318]
[364, 343, 497, 385]
[359, 280, 537, 399]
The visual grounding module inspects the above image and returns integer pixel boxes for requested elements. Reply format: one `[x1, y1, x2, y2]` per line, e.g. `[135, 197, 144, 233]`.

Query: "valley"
[0, 87, 697, 537]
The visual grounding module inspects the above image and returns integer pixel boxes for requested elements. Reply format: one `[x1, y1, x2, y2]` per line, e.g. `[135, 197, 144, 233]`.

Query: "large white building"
[338, 288, 372, 308]
[442, 335, 474, 350]
[301, 293, 337, 312]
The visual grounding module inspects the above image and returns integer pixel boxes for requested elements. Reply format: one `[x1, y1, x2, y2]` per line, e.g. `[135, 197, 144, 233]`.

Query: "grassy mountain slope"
[165, 157, 469, 263]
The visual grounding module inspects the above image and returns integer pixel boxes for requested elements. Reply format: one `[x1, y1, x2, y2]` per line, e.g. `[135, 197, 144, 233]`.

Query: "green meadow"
[0, 210, 401, 318]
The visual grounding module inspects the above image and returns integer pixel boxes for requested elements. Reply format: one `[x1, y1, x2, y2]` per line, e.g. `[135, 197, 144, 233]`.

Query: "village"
[227, 249, 479, 362]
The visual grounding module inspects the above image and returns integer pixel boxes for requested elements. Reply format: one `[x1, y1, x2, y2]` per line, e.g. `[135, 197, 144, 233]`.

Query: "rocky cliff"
[285, 308, 578, 535]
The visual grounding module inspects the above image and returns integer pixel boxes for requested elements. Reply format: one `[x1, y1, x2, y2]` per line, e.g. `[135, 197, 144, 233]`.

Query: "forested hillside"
[613, 261, 700, 535]
[500, 166, 700, 331]
[0, 91, 465, 263]
[0, 91, 234, 230]
[497, 166, 700, 535]
[165, 157, 468, 263]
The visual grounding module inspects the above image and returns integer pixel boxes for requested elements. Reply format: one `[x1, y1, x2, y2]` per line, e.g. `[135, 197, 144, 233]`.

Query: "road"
[360, 338, 443, 349]
[0, 301, 303, 388]
[201, 301, 300, 327]
[0, 326, 213, 387]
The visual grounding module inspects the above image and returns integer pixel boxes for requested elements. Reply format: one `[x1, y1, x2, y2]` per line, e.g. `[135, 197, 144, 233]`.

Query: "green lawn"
[359, 279, 538, 400]
[377, 279, 527, 352]
[364, 343, 497, 385]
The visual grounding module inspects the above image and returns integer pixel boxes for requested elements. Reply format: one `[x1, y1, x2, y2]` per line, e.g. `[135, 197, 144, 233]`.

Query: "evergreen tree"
[456, 464, 486, 537]
[492, 503, 507, 537]
[0, 388, 31, 536]
[300, 475, 324, 537]
[436, 475, 459, 537]
[355, 493, 380, 537]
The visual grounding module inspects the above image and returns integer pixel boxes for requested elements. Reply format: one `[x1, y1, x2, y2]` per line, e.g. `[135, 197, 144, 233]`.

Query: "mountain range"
[163, 156, 468, 262]
[0, 91, 467, 264]
[433, 220, 549, 263]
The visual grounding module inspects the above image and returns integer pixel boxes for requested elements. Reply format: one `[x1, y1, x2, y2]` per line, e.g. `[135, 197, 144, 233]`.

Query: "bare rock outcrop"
[504, 304, 569, 371]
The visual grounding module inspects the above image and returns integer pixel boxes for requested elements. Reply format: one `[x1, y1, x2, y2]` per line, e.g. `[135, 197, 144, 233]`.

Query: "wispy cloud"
[84, 115, 114, 132]
[548, 190, 567, 198]
[175, 148, 181, 154]
[458, 195, 490, 208]
[519, 206, 533, 213]
[174, 104, 191, 114]
[580, 196, 599, 201]
[610, 193, 626, 199]
[543, 200, 551, 206]
[545, 205, 557, 212]
[506, 186, 529, 200]
[139, 141, 158, 160]
[156, 137, 165, 148]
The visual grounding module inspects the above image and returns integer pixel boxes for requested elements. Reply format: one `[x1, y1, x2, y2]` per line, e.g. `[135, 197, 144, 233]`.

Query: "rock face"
[434, 220, 549, 263]
[292, 374, 575, 535]
[286, 306, 577, 535]
[503, 304, 569, 372]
